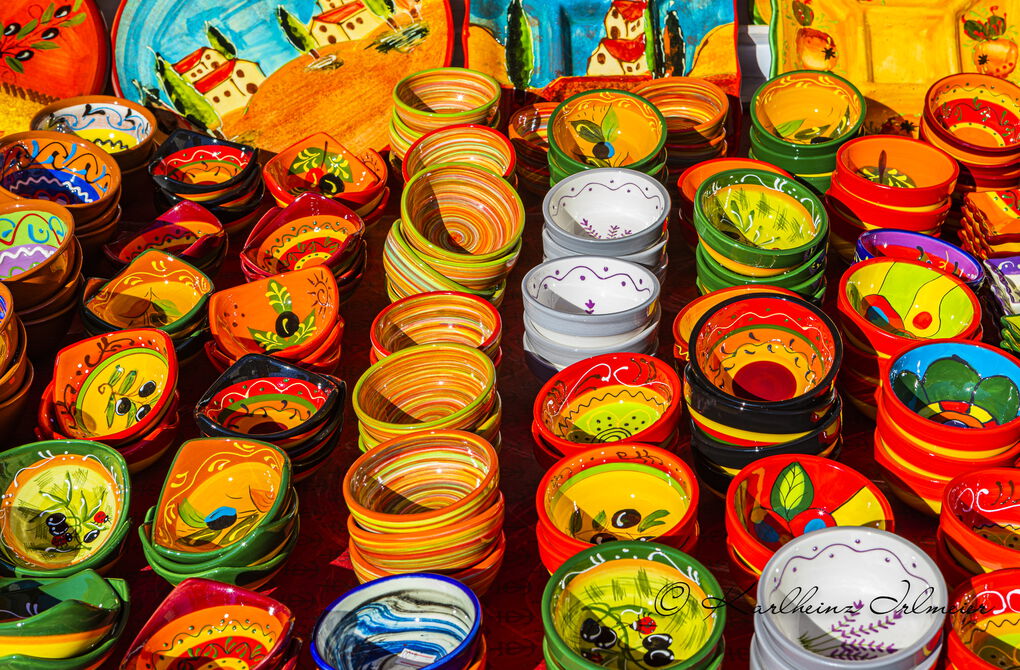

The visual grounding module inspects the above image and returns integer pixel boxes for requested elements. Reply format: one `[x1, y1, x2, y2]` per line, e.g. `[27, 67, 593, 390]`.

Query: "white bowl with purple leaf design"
[542, 168, 669, 255]
[542, 226, 668, 268]
[755, 527, 946, 670]
[522, 256, 660, 336]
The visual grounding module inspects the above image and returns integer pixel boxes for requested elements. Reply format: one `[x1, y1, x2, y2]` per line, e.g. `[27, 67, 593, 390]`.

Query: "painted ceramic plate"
[464, 0, 740, 97]
[769, 0, 1020, 136]
[111, 0, 454, 153]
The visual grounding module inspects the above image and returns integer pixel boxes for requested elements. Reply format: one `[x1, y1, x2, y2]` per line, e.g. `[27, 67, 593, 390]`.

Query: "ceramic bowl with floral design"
[30, 95, 156, 171]
[833, 135, 958, 208]
[148, 129, 258, 198]
[263, 132, 385, 208]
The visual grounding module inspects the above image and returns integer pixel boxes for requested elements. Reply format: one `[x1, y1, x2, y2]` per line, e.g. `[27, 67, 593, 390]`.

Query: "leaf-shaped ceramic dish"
[103, 201, 225, 269]
[51, 329, 178, 444]
[84, 250, 212, 333]
[262, 132, 383, 207]
[0, 440, 130, 578]
[151, 438, 291, 563]
[148, 129, 258, 197]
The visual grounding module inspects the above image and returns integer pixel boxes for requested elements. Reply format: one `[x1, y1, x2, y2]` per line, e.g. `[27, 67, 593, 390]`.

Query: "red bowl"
[833, 135, 959, 208]
[873, 429, 947, 515]
[945, 567, 1020, 669]
[826, 179, 951, 230]
[933, 528, 978, 593]
[923, 73, 1020, 163]
[941, 468, 1020, 572]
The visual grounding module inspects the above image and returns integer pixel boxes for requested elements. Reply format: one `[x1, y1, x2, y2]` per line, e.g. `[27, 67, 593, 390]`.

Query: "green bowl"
[696, 253, 828, 301]
[747, 133, 839, 175]
[695, 242, 827, 290]
[693, 168, 828, 272]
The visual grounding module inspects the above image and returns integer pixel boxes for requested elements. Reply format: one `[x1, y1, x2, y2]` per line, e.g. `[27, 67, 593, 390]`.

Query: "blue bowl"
[855, 229, 984, 291]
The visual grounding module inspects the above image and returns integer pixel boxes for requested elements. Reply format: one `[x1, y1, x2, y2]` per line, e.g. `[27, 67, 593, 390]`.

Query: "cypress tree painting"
[153, 51, 220, 130]
[663, 10, 686, 75]
[505, 0, 534, 91]
[206, 24, 237, 59]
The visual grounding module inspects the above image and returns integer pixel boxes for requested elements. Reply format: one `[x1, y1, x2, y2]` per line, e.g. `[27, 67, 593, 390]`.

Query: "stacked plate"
[384, 163, 524, 307]
[634, 76, 730, 174]
[827, 136, 958, 262]
[692, 168, 829, 303]
[138, 438, 298, 588]
[874, 340, 1020, 516]
[148, 129, 264, 235]
[855, 228, 984, 291]
[508, 102, 556, 195]
[38, 329, 180, 473]
[541, 168, 669, 280]
[0, 284, 30, 435]
[836, 257, 982, 418]
[342, 431, 504, 595]
[685, 292, 843, 497]
[547, 89, 667, 185]
[748, 70, 865, 195]
[960, 187, 1020, 259]
[944, 569, 1020, 669]
[103, 201, 228, 276]
[401, 123, 516, 186]
[195, 354, 346, 482]
[389, 67, 501, 164]
[522, 256, 661, 377]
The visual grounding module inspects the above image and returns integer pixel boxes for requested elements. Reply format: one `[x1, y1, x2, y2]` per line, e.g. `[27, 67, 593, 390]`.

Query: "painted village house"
[173, 50, 267, 118]
[586, 0, 650, 76]
[310, 0, 384, 45]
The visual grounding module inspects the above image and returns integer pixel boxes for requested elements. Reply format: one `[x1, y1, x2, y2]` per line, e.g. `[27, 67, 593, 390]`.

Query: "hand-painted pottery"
[694, 168, 828, 275]
[946, 569, 1020, 669]
[834, 135, 959, 207]
[0, 131, 121, 221]
[50, 329, 178, 444]
[0, 199, 75, 310]
[941, 468, 1020, 573]
[725, 455, 894, 575]
[855, 229, 984, 289]
[262, 132, 385, 208]
[0, 440, 130, 578]
[523, 306, 660, 357]
[402, 124, 516, 183]
[151, 438, 291, 563]
[103, 201, 226, 271]
[633, 77, 729, 145]
[30, 95, 157, 170]
[826, 179, 952, 232]
[370, 291, 501, 363]
[393, 67, 501, 133]
[924, 74, 1020, 161]
[148, 129, 258, 197]
[312, 573, 482, 670]
[208, 265, 340, 362]
[120, 578, 294, 670]
[543, 541, 725, 670]
[873, 430, 946, 516]
[694, 244, 826, 299]
[0, 284, 18, 377]
[751, 70, 864, 151]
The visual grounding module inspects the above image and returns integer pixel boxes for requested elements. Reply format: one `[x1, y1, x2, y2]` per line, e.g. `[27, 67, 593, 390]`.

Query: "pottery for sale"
[392, 68, 501, 133]
[30, 95, 156, 170]
[752, 71, 865, 150]
[402, 124, 516, 183]
[103, 201, 226, 271]
[370, 291, 501, 363]
[148, 129, 258, 196]
[855, 229, 983, 289]
[941, 468, 1020, 573]
[263, 132, 385, 208]
[0, 199, 76, 309]
[945, 569, 1020, 669]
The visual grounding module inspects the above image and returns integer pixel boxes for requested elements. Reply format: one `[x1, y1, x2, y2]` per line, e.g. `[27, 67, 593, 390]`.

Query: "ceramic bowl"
[542, 541, 725, 670]
[0, 440, 130, 578]
[695, 244, 826, 297]
[541, 228, 667, 271]
[756, 526, 946, 669]
[694, 168, 828, 275]
[392, 67, 501, 132]
[677, 158, 791, 222]
[826, 181, 952, 232]
[0, 199, 76, 309]
[855, 229, 983, 289]
[872, 430, 946, 516]
[533, 352, 682, 453]
[0, 131, 121, 223]
[542, 168, 669, 256]
[940, 468, 1020, 573]
[120, 578, 294, 670]
[634, 77, 729, 143]
[103, 201, 226, 271]
[751, 70, 864, 153]
[312, 573, 482, 670]
[262, 132, 385, 208]
[148, 129, 258, 197]
[523, 312, 660, 369]
[0, 286, 18, 380]
[509, 102, 556, 152]
[30, 95, 157, 170]
[726, 455, 894, 574]
[402, 124, 516, 183]
[945, 569, 1020, 669]
[837, 258, 982, 356]
[834, 135, 958, 207]
[924, 74, 1020, 162]
[370, 291, 501, 363]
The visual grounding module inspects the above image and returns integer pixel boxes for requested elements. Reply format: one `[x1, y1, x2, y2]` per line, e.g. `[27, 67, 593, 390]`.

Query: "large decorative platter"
[111, 0, 454, 153]
[464, 0, 740, 98]
[769, 0, 1020, 136]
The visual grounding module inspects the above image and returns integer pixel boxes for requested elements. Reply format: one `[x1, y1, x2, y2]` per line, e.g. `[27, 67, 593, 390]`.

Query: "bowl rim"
[856, 229, 983, 284]
[29, 94, 157, 158]
[391, 66, 501, 121]
[0, 131, 122, 208]
[834, 135, 959, 205]
[147, 128, 258, 195]
[0, 199, 77, 285]
[923, 72, 1020, 156]
[370, 290, 502, 358]
[402, 123, 517, 183]
[672, 286, 800, 353]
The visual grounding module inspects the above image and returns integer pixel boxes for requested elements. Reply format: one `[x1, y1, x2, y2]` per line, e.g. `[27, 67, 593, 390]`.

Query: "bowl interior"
[265, 133, 381, 198]
[840, 138, 955, 190]
[201, 376, 334, 436]
[754, 72, 862, 144]
[526, 259, 655, 316]
[699, 181, 819, 251]
[843, 261, 978, 339]
[945, 474, 1020, 553]
[151, 143, 253, 186]
[254, 214, 362, 274]
[929, 77, 1020, 150]
[550, 90, 664, 169]
[0, 205, 72, 280]
[859, 231, 981, 283]
[546, 170, 666, 242]
[949, 575, 1020, 666]
[395, 69, 498, 116]
[375, 295, 498, 354]
[39, 101, 153, 154]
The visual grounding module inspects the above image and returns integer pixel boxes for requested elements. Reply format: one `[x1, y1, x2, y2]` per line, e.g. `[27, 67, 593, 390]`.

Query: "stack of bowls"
[508, 102, 556, 194]
[875, 341, 1020, 516]
[240, 192, 366, 297]
[0, 131, 123, 255]
[402, 123, 516, 186]
[148, 129, 263, 235]
[836, 257, 982, 418]
[676, 158, 791, 249]
[945, 568, 1020, 669]
[692, 168, 829, 303]
[547, 89, 667, 185]
[0, 284, 30, 434]
[103, 201, 228, 276]
[855, 228, 985, 291]
[521, 256, 661, 376]
[535, 442, 699, 573]
[37, 329, 180, 473]
[138, 438, 298, 588]
[0, 570, 129, 669]
[685, 292, 844, 496]
[312, 574, 485, 670]
[634, 76, 730, 174]
[206, 266, 343, 375]
[0, 440, 131, 578]
[195, 354, 346, 482]
[389, 67, 501, 164]
[370, 291, 502, 367]
[541, 168, 669, 279]
[752, 527, 946, 669]
[122, 578, 300, 669]
[749, 70, 865, 195]
[939, 470, 1020, 590]
[531, 353, 684, 466]
[725, 454, 895, 604]
[80, 250, 213, 363]
[542, 542, 726, 670]
[352, 343, 500, 452]
[262, 132, 389, 225]
[384, 163, 523, 307]
[960, 187, 1020, 259]
[342, 431, 504, 594]
[827, 135, 959, 261]
[982, 256, 1020, 352]
[922, 73, 1020, 194]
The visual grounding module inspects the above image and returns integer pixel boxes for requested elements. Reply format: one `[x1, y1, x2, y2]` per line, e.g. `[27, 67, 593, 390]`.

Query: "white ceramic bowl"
[523, 313, 661, 367]
[541, 226, 668, 268]
[542, 168, 669, 255]
[524, 302, 660, 348]
[523, 331, 659, 371]
[521, 256, 660, 337]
